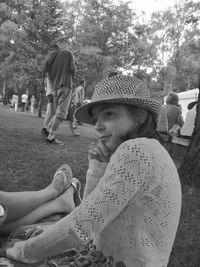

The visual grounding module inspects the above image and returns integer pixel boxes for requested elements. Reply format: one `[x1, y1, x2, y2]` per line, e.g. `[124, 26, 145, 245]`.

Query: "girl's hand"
[88, 140, 110, 163]
[0, 239, 21, 258]
[0, 249, 6, 258]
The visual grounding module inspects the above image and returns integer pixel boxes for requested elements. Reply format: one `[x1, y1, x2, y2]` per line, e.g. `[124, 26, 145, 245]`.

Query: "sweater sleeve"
[6, 139, 160, 263]
[83, 160, 108, 199]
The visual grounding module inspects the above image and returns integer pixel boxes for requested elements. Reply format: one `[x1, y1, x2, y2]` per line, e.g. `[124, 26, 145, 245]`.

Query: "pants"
[46, 87, 72, 135]
[44, 94, 55, 128]
[21, 103, 26, 112]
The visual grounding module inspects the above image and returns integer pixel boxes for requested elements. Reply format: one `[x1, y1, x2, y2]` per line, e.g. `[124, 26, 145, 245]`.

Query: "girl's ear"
[136, 108, 148, 126]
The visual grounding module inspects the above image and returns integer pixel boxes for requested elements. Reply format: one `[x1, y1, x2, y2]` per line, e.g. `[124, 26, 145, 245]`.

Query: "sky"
[123, 0, 176, 18]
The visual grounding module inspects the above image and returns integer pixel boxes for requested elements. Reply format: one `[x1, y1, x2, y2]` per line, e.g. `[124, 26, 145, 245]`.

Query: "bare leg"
[0, 186, 75, 235]
[0, 171, 67, 223]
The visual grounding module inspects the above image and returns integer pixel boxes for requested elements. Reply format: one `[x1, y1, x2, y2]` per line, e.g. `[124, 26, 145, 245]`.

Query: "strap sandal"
[71, 178, 82, 207]
[52, 164, 73, 196]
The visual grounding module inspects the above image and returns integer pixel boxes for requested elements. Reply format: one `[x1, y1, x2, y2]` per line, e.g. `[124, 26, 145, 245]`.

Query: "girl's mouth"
[99, 136, 111, 142]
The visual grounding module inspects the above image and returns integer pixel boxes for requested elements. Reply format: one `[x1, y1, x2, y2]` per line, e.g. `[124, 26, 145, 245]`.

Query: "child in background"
[3, 74, 182, 267]
[29, 95, 36, 114]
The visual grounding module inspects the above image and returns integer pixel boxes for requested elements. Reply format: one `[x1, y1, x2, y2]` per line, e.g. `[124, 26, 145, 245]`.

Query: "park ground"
[0, 105, 200, 267]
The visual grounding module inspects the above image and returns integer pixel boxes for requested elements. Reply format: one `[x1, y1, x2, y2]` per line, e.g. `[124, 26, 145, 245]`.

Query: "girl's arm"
[6, 140, 158, 264]
[83, 140, 109, 199]
[83, 160, 108, 199]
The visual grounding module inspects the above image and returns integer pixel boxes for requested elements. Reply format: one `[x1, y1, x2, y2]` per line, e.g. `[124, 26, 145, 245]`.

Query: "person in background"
[29, 95, 36, 114]
[11, 93, 19, 112]
[43, 75, 55, 130]
[66, 85, 80, 136]
[73, 79, 86, 127]
[157, 92, 184, 134]
[42, 45, 59, 134]
[179, 101, 197, 140]
[21, 92, 28, 112]
[41, 44, 77, 145]
[3, 75, 181, 267]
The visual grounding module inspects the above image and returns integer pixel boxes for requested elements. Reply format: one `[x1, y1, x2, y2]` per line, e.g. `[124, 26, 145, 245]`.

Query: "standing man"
[41, 44, 76, 144]
[21, 92, 28, 112]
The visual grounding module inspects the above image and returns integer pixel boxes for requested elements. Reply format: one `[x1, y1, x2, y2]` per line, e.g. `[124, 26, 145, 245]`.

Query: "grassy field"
[0, 105, 200, 267]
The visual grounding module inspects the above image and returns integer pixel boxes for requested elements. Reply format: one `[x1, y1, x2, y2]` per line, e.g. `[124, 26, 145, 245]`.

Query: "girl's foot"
[54, 186, 76, 213]
[47, 164, 73, 199]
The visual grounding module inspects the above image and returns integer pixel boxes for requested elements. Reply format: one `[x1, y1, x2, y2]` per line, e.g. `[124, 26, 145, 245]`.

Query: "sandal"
[52, 164, 73, 197]
[71, 178, 82, 207]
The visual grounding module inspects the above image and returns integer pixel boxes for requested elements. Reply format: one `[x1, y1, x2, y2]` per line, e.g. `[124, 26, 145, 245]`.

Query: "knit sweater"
[6, 138, 182, 267]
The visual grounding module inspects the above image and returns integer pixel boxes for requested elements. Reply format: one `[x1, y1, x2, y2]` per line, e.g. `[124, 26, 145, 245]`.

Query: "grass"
[0, 105, 200, 267]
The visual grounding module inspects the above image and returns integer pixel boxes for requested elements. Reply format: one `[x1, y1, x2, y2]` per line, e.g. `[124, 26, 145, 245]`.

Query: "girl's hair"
[137, 111, 158, 139]
[166, 92, 179, 105]
[124, 106, 160, 142]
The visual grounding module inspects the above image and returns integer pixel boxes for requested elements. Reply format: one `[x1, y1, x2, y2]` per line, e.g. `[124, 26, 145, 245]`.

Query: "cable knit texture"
[6, 138, 182, 267]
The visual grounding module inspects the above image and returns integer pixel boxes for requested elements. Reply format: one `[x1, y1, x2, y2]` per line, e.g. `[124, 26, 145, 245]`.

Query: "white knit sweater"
[6, 138, 182, 267]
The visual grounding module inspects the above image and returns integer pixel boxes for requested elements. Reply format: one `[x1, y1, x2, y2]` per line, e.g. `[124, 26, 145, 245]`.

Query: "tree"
[68, 0, 147, 96]
[178, 1, 200, 188]
[179, 83, 200, 188]
[0, 0, 68, 113]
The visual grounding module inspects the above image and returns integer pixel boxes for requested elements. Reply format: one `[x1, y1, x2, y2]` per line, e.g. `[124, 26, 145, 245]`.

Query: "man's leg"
[47, 88, 72, 141]
[21, 103, 24, 112]
[14, 102, 18, 111]
[43, 94, 55, 129]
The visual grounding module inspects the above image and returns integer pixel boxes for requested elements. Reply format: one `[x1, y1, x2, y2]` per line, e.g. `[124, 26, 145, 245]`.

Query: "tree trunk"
[179, 88, 200, 188]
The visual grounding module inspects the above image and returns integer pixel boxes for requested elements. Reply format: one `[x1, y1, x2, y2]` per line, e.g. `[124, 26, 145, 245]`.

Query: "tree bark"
[179, 88, 200, 188]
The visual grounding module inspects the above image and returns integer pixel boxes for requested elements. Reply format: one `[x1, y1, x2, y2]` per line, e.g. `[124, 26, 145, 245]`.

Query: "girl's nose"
[94, 118, 104, 132]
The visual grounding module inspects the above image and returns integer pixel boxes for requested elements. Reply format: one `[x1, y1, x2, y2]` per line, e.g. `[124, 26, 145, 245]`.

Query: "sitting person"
[179, 101, 197, 140]
[1, 75, 182, 267]
[0, 164, 81, 235]
[157, 92, 184, 135]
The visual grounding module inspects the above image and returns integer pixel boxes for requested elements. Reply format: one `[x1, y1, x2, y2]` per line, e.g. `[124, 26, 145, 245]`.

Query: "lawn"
[0, 105, 200, 267]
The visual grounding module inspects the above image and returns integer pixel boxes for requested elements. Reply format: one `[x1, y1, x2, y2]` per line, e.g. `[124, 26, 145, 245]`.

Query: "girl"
[2, 74, 182, 267]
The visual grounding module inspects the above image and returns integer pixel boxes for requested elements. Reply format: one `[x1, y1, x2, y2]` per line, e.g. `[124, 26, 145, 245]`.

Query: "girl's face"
[91, 103, 145, 154]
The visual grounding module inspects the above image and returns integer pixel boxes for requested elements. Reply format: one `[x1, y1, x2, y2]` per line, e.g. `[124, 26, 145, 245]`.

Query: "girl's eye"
[104, 111, 113, 118]
[92, 118, 97, 124]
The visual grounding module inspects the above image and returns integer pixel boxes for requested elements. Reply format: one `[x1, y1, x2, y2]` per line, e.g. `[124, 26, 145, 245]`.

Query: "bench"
[170, 136, 190, 161]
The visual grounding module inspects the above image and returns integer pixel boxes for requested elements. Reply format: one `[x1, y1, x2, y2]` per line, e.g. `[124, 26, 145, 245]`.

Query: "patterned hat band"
[75, 74, 162, 125]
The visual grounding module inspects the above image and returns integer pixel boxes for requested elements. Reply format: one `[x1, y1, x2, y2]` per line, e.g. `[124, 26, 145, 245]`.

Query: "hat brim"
[75, 98, 161, 125]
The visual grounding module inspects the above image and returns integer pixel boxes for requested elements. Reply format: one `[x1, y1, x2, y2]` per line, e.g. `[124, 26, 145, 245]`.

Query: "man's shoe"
[41, 128, 49, 139]
[72, 129, 80, 137]
[46, 138, 64, 145]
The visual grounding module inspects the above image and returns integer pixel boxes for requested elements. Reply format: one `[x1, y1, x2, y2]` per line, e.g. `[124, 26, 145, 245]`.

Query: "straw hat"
[75, 74, 161, 125]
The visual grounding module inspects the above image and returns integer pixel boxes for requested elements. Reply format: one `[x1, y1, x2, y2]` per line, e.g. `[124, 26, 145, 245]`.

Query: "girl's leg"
[0, 170, 69, 223]
[0, 186, 75, 235]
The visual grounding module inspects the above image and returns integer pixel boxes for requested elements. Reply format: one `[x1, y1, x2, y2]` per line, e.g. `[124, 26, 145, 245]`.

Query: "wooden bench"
[170, 136, 190, 160]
